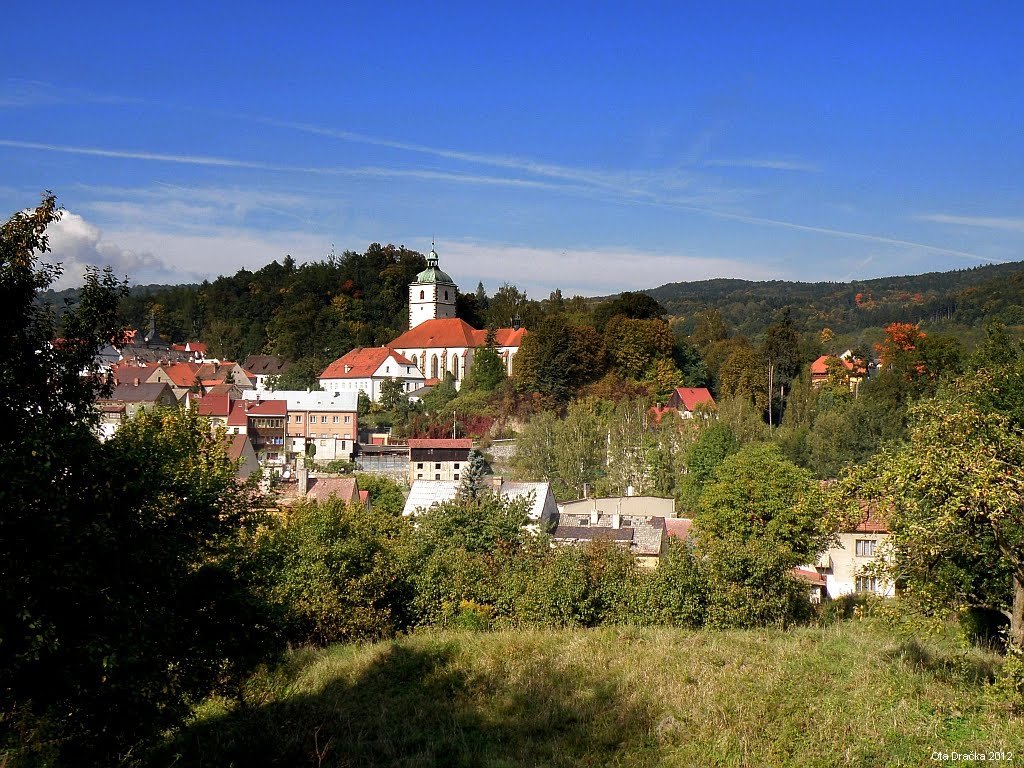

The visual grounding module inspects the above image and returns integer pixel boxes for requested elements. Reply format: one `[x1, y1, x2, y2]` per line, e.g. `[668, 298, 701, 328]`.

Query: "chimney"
[296, 467, 309, 495]
[612, 500, 621, 529]
[590, 499, 599, 526]
[133, 377, 140, 386]
[582, 482, 589, 499]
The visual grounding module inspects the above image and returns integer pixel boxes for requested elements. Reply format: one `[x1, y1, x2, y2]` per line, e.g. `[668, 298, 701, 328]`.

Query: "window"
[431, 355, 438, 379]
[344, 415, 351, 423]
[417, 462, 423, 469]
[454, 473, 460, 480]
[417, 473, 423, 479]
[435, 474, 441, 480]
[435, 463, 441, 469]
[855, 576, 878, 594]
[321, 433, 327, 439]
[855, 539, 876, 557]
[332, 433, 338, 439]
[332, 416, 339, 423]
[444, 290, 449, 300]
[452, 356, 459, 379]
[419, 290, 425, 300]
[322, 416, 328, 423]
[453, 463, 460, 469]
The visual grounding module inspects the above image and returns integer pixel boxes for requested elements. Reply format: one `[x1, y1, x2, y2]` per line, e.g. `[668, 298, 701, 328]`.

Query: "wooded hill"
[646, 259, 1024, 338]
[42, 250, 1024, 360]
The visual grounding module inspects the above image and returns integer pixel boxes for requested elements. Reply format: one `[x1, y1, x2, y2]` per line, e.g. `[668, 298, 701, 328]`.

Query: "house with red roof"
[816, 505, 894, 599]
[319, 347, 425, 402]
[810, 352, 869, 391]
[650, 387, 716, 424]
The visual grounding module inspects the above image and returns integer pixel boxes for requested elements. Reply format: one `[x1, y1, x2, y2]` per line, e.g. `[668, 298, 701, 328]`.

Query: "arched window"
[431, 355, 438, 379]
[411, 355, 418, 367]
[452, 355, 459, 380]
[419, 290, 425, 300]
[444, 290, 449, 300]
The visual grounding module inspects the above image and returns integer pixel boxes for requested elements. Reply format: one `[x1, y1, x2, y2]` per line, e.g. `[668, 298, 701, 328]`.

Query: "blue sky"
[2, 2, 1023, 296]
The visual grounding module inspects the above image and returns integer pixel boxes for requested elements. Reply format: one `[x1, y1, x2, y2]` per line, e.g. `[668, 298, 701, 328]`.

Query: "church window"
[452, 356, 459, 379]
[412, 355, 418, 366]
[420, 290, 425, 300]
[444, 290, 449, 300]
[431, 355, 438, 378]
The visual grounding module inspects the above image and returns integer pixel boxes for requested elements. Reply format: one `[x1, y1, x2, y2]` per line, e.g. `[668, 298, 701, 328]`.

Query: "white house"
[319, 347, 424, 402]
[816, 506, 895, 599]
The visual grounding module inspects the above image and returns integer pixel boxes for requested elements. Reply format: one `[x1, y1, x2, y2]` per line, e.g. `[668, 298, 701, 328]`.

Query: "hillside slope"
[156, 620, 1020, 767]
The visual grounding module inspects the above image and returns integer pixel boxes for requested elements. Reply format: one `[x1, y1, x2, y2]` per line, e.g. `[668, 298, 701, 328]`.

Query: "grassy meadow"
[154, 619, 1022, 767]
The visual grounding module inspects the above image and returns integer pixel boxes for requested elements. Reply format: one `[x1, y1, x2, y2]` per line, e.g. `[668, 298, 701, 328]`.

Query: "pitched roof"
[197, 393, 231, 418]
[224, 433, 252, 462]
[306, 477, 359, 503]
[408, 438, 473, 449]
[156, 362, 201, 387]
[242, 354, 291, 375]
[243, 389, 359, 412]
[104, 382, 174, 403]
[390, 318, 527, 350]
[791, 567, 826, 586]
[811, 355, 868, 377]
[389, 318, 479, 349]
[243, 398, 287, 417]
[664, 517, 695, 540]
[320, 347, 416, 379]
[402, 480, 462, 516]
[672, 387, 716, 412]
[227, 400, 248, 427]
[111, 364, 158, 385]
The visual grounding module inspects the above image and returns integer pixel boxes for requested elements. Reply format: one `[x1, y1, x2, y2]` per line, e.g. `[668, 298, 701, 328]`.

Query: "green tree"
[456, 449, 491, 503]
[553, 399, 606, 499]
[355, 473, 406, 516]
[255, 498, 413, 645]
[378, 377, 408, 412]
[467, 327, 507, 391]
[0, 197, 278, 765]
[695, 443, 824, 628]
[826, 371, 1024, 645]
[512, 410, 560, 483]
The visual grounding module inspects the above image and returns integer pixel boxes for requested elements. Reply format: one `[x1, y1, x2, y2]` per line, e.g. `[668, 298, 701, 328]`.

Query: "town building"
[402, 477, 558, 524]
[319, 347, 424, 402]
[552, 496, 674, 568]
[243, 354, 292, 391]
[408, 438, 472, 483]
[95, 381, 177, 438]
[244, 389, 359, 464]
[816, 506, 894, 599]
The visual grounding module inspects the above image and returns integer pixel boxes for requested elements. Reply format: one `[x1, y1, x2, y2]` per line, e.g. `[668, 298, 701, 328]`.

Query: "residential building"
[817, 506, 894, 599]
[402, 477, 557, 524]
[243, 389, 359, 464]
[236, 397, 287, 467]
[243, 354, 292, 391]
[224, 434, 260, 480]
[650, 387, 717, 423]
[810, 352, 869, 392]
[296, 468, 361, 504]
[552, 496, 673, 568]
[95, 381, 177, 438]
[319, 347, 424, 402]
[408, 438, 472, 483]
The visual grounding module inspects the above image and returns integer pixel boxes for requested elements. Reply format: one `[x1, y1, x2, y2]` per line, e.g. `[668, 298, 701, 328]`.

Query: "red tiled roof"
[390, 318, 527, 350]
[673, 387, 716, 412]
[649, 404, 675, 424]
[811, 355, 867, 377]
[854, 507, 889, 533]
[390, 318, 479, 349]
[227, 400, 248, 427]
[224, 434, 251, 461]
[791, 567, 826, 586]
[243, 399, 287, 417]
[306, 477, 359, 503]
[197, 393, 231, 418]
[158, 362, 201, 387]
[320, 347, 414, 379]
[664, 518, 694, 539]
[407, 438, 473, 449]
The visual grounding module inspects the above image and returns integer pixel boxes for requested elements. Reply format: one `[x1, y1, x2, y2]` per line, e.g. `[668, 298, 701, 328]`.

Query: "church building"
[388, 246, 526, 387]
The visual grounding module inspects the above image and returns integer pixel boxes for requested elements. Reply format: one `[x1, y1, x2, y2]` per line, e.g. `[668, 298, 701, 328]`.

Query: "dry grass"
[154, 620, 1022, 767]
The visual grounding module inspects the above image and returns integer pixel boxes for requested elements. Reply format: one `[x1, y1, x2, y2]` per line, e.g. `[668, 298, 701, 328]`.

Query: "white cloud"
[43, 211, 188, 289]
[916, 213, 1024, 233]
[432, 240, 775, 297]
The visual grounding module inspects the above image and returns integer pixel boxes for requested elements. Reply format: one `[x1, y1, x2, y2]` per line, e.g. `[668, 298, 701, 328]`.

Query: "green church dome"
[415, 246, 456, 285]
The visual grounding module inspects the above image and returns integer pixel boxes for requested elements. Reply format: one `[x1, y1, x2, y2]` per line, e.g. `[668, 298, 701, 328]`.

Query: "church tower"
[409, 244, 458, 329]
